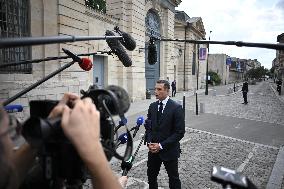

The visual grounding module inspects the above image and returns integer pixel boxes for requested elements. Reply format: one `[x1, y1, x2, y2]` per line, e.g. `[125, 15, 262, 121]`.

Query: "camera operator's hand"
[48, 92, 79, 118]
[61, 97, 100, 154]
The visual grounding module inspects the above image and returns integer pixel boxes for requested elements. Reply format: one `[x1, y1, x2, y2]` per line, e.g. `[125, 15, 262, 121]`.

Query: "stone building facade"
[276, 33, 284, 80]
[0, 0, 208, 116]
[208, 54, 230, 85]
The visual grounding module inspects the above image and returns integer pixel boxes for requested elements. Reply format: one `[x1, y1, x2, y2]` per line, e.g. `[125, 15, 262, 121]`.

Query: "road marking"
[237, 145, 258, 172]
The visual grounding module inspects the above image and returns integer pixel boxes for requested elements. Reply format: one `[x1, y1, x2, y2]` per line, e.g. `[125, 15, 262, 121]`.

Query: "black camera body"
[21, 85, 131, 188]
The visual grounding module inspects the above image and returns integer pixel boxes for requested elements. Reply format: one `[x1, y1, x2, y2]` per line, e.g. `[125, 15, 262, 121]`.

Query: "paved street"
[109, 80, 284, 189]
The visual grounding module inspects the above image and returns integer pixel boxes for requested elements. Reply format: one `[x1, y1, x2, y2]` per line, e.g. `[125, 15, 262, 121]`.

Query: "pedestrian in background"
[171, 80, 177, 97]
[242, 79, 249, 104]
[276, 79, 282, 95]
[146, 80, 185, 189]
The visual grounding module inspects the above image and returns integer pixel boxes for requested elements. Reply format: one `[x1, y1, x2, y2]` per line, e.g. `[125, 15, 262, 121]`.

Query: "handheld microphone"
[132, 116, 144, 138]
[62, 48, 93, 71]
[117, 132, 128, 146]
[105, 30, 133, 67]
[114, 117, 128, 132]
[114, 26, 136, 51]
[148, 37, 157, 65]
[4, 105, 23, 113]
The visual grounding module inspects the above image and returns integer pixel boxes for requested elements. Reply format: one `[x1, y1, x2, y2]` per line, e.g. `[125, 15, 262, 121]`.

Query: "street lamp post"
[205, 31, 212, 95]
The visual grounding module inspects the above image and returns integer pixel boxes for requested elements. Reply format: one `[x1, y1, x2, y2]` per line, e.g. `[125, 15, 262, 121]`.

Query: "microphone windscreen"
[120, 32, 136, 51]
[118, 133, 128, 144]
[106, 85, 130, 115]
[119, 117, 128, 125]
[4, 104, 23, 113]
[79, 58, 93, 71]
[105, 30, 132, 67]
[136, 116, 144, 126]
[148, 43, 157, 65]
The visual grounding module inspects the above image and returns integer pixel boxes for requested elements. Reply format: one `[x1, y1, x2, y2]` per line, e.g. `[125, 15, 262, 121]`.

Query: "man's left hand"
[148, 143, 160, 153]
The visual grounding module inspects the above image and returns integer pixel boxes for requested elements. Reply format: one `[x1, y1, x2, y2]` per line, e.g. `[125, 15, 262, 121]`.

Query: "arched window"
[0, 0, 31, 73]
[145, 10, 161, 38]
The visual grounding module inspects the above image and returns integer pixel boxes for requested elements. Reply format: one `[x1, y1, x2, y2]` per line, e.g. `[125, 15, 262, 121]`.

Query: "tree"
[208, 71, 221, 85]
[85, 0, 106, 13]
[245, 66, 267, 79]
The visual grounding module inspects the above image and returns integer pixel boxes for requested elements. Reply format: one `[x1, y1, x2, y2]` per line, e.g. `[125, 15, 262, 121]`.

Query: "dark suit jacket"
[242, 82, 248, 92]
[147, 98, 185, 161]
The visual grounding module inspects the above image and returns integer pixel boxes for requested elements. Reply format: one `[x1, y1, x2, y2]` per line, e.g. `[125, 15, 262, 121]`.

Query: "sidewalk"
[269, 81, 284, 103]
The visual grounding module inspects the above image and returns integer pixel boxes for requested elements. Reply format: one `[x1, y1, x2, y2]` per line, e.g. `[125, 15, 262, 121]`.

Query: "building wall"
[208, 54, 230, 85]
[0, 0, 182, 116]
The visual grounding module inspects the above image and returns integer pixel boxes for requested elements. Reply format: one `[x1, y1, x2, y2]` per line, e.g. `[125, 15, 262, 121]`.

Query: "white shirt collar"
[159, 96, 169, 105]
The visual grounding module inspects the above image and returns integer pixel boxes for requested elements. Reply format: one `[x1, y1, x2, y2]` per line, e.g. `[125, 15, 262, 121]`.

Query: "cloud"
[176, 0, 284, 68]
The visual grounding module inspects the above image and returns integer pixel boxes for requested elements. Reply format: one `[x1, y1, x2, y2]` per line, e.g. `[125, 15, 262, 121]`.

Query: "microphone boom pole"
[0, 35, 122, 49]
[0, 51, 111, 68]
[3, 61, 76, 106]
[159, 38, 284, 50]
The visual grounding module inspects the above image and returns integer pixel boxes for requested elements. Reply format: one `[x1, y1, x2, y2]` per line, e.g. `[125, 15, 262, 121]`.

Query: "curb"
[266, 146, 284, 189]
[269, 83, 284, 104]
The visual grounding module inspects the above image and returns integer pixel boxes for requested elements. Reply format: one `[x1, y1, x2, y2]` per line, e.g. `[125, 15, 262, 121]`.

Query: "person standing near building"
[146, 80, 185, 189]
[276, 79, 282, 95]
[242, 79, 249, 104]
[171, 80, 177, 97]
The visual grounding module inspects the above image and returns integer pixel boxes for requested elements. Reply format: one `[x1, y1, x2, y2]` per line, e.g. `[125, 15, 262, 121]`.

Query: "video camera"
[20, 85, 133, 189]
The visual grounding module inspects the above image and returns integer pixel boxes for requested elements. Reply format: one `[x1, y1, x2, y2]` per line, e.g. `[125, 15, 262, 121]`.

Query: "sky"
[176, 0, 284, 69]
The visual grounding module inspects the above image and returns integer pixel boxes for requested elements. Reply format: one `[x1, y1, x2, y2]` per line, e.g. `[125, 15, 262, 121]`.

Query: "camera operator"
[0, 93, 124, 189]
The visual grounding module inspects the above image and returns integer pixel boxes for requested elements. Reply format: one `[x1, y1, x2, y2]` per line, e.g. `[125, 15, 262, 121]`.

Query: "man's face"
[155, 83, 169, 101]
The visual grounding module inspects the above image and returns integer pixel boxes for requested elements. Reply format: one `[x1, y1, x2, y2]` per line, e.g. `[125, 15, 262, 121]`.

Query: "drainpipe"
[183, 23, 189, 91]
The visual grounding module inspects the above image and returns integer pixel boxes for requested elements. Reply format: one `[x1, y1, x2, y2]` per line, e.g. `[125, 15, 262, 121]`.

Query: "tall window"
[0, 0, 31, 73]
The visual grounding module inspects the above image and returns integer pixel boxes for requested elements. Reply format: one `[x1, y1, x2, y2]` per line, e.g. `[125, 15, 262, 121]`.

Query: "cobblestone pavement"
[108, 81, 284, 189]
[189, 81, 284, 126]
[110, 127, 279, 189]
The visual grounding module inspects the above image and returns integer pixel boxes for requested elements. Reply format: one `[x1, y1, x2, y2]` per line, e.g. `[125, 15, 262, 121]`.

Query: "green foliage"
[208, 71, 221, 85]
[85, 0, 106, 13]
[245, 66, 268, 79]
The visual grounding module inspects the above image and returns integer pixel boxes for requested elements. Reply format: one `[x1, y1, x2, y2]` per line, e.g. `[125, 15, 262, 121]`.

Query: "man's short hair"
[156, 80, 170, 90]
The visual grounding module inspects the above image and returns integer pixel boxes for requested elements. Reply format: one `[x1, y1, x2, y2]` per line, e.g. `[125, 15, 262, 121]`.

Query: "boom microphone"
[148, 38, 157, 65]
[114, 26, 136, 51]
[62, 48, 93, 71]
[105, 30, 132, 67]
[132, 116, 144, 138]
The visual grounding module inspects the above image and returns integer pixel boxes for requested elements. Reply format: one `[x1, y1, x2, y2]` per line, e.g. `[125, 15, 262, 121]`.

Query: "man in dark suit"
[242, 79, 249, 104]
[146, 80, 185, 189]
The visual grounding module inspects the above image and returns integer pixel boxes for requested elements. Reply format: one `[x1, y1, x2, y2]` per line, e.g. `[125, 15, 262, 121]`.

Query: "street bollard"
[213, 89, 217, 96]
[200, 103, 205, 113]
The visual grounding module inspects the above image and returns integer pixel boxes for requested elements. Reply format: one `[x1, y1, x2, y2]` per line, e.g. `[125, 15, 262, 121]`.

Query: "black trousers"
[172, 88, 176, 97]
[242, 92, 248, 103]
[147, 152, 181, 189]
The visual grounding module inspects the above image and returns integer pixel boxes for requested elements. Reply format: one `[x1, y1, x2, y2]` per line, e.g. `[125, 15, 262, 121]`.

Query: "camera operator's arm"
[61, 98, 122, 189]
